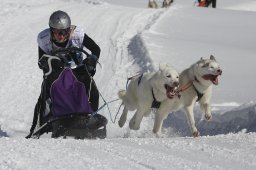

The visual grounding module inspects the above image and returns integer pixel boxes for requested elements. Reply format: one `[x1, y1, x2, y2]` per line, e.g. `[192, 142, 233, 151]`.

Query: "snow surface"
[0, 0, 256, 169]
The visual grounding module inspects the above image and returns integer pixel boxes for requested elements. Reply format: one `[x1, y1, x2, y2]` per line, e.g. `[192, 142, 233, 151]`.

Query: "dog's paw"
[118, 120, 125, 128]
[205, 114, 212, 121]
[154, 132, 164, 138]
[192, 131, 200, 137]
[129, 121, 140, 130]
[129, 125, 140, 130]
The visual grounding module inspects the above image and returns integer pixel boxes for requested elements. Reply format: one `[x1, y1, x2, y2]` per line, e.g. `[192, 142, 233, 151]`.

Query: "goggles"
[51, 28, 70, 36]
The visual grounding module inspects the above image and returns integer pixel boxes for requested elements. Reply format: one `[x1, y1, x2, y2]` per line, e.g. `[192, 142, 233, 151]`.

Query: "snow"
[0, 0, 256, 169]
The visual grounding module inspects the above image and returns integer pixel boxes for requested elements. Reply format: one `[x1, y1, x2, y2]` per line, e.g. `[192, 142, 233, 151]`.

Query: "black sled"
[26, 47, 107, 139]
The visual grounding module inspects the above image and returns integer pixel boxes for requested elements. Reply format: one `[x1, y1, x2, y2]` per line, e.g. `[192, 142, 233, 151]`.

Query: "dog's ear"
[210, 55, 216, 61]
[159, 63, 167, 71]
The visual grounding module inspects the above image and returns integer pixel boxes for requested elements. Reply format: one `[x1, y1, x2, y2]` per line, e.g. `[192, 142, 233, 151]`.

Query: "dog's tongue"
[212, 76, 219, 85]
[202, 75, 219, 85]
[166, 86, 176, 99]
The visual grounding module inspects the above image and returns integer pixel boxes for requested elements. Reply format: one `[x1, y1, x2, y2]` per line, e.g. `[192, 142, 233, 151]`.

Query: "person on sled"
[38, 10, 100, 111]
[27, 10, 101, 138]
[37, 10, 100, 111]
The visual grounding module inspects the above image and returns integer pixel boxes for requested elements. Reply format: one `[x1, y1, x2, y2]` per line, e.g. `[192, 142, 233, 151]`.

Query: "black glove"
[83, 54, 98, 76]
[38, 56, 64, 73]
[38, 56, 49, 70]
[51, 59, 64, 69]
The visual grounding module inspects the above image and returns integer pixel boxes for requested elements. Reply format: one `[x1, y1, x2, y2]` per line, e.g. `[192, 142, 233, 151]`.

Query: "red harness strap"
[175, 79, 204, 101]
[176, 80, 193, 94]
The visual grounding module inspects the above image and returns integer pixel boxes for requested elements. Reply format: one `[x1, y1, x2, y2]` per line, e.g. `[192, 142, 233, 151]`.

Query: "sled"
[26, 47, 107, 139]
[31, 113, 107, 139]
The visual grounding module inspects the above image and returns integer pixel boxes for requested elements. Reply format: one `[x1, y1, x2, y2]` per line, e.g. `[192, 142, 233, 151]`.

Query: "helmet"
[49, 10, 71, 29]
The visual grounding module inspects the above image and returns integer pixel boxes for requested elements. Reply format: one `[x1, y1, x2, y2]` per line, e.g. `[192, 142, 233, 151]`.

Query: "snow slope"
[0, 0, 256, 169]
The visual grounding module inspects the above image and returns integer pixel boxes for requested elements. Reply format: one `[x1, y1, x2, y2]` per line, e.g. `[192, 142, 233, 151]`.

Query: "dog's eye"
[167, 75, 171, 78]
[202, 63, 210, 67]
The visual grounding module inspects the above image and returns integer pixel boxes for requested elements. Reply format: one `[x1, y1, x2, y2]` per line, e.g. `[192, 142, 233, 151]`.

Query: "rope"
[90, 96, 122, 123]
[95, 91, 122, 123]
[126, 72, 143, 89]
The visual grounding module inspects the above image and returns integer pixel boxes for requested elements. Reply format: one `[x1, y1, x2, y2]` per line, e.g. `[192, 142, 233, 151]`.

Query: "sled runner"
[26, 47, 107, 139]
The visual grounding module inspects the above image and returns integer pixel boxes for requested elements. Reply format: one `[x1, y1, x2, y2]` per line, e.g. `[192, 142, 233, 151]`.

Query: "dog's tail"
[118, 90, 126, 100]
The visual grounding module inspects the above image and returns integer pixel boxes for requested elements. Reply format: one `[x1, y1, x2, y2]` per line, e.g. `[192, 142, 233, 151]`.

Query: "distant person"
[198, 0, 216, 8]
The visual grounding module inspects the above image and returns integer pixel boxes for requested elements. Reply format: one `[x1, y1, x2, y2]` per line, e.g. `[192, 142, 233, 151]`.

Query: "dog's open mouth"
[202, 74, 220, 85]
[165, 84, 176, 99]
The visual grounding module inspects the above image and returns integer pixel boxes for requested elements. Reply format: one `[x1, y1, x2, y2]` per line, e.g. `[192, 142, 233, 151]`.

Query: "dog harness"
[193, 77, 204, 101]
[151, 90, 161, 108]
[176, 77, 204, 102]
[137, 74, 161, 109]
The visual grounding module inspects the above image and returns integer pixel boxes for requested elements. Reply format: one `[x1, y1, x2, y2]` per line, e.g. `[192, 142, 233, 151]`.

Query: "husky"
[148, 0, 174, 8]
[118, 64, 179, 132]
[153, 55, 222, 137]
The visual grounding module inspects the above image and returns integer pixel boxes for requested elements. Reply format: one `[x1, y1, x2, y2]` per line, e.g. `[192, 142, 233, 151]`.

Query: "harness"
[128, 73, 205, 110]
[151, 89, 161, 108]
[193, 77, 204, 101]
[136, 74, 161, 109]
[176, 77, 204, 102]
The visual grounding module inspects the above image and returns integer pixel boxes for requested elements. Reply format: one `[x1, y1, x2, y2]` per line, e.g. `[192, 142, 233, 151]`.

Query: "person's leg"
[212, 0, 216, 8]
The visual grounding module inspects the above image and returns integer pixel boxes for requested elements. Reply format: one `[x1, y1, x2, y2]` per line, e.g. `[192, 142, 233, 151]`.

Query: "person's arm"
[82, 33, 101, 58]
[38, 46, 46, 61]
[38, 46, 64, 71]
[38, 47, 46, 69]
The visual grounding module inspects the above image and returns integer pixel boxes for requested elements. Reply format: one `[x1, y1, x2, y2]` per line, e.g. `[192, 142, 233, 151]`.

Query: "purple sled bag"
[50, 68, 93, 117]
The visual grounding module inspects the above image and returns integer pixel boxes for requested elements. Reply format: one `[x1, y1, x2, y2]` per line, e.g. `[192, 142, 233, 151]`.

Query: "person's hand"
[84, 54, 98, 76]
[38, 56, 64, 73]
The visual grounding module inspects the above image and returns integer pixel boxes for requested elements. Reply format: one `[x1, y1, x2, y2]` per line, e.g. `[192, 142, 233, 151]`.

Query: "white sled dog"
[118, 63, 179, 132]
[153, 55, 222, 137]
[148, 0, 174, 8]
